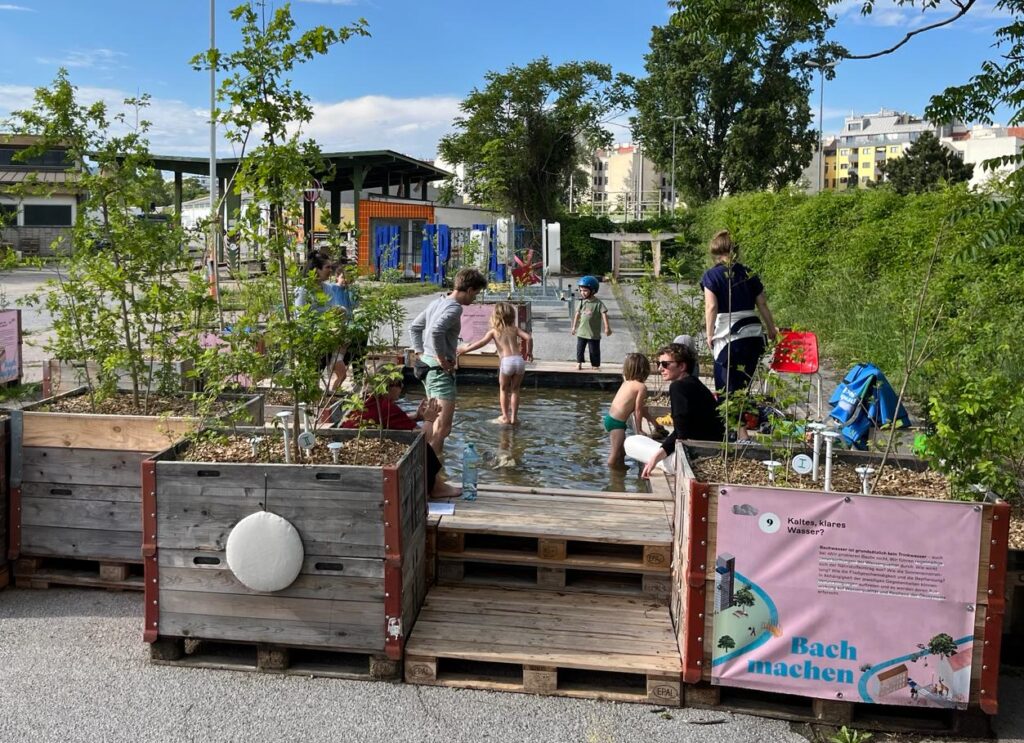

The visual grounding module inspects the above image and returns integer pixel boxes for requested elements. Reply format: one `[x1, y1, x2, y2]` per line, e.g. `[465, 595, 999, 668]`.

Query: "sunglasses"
[657, 360, 676, 369]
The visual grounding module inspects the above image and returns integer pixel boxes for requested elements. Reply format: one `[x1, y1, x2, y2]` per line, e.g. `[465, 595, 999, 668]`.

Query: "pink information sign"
[0, 309, 21, 384]
[711, 485, 982, 709]
[459, 303, 531, 346]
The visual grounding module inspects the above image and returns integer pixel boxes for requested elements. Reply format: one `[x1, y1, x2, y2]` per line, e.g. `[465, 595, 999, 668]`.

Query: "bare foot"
[430, 481, 462, 499]
[495, 415, 511, 424]
[576, 363, 582, 371]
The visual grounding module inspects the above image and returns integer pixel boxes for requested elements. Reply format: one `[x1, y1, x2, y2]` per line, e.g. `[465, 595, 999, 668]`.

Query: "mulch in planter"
[37, 392, 234, 418]
[183, 432, 408, 467]
[691, 454, 1024, 549]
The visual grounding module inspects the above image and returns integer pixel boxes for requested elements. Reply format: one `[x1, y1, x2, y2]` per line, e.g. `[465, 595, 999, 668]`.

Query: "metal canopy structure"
[149, 149, 452, 248]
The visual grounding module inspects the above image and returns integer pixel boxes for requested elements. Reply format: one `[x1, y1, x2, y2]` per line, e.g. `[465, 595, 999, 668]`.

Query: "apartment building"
[586, 144, 667, 219]
[833, 109, 967, 190]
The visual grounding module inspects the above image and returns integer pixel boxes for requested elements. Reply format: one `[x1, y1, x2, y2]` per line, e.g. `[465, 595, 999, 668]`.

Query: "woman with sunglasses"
[639, 343, 724, 479]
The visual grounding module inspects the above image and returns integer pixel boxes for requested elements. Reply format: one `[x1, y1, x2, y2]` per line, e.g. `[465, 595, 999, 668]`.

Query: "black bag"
[413, 359, 433, 381]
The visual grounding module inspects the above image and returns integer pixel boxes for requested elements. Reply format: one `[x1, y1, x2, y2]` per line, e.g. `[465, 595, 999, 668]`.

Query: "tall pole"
[818, 65, 825, 193]
[670, 119, 677, 212]
[209, 0, 218, 256]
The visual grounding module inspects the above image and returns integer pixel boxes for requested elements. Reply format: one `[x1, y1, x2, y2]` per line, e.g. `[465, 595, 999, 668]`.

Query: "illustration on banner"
[710, 487, 982, 709]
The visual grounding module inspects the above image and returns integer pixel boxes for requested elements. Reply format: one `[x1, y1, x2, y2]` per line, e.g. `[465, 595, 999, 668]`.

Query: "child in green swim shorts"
[605, 353, 665, 468]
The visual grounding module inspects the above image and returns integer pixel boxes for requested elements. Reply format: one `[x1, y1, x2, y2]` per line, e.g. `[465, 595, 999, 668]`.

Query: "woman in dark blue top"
[701, 230, 778, 395]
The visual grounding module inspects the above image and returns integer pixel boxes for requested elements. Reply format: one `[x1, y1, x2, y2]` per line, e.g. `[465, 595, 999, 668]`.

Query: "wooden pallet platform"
[685, 682, 992, 737]
[436, 491, 673, 560]
[437, 553, 671, 600]
[14, 556, 143, 591]
[149, 637, 399, 680]
[404, 585, 681, 705]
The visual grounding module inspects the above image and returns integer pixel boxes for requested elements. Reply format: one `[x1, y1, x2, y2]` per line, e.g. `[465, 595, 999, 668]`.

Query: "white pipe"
[822, 432, 841, 492]
[276, 411, 293, 464]
[807, 423, 826, 482]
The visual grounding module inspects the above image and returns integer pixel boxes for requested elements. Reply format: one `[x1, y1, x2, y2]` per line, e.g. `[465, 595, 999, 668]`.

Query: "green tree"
[5, 70, 210, 409]
[629, 8, 821, 204]
[734, 586, 756, 615]
[717, 635, 736, 651]
[877, 132, 974, 194]
[439, 57, 619, 228]
[191, 1, 368, 457]
[927, 633, 958, 658]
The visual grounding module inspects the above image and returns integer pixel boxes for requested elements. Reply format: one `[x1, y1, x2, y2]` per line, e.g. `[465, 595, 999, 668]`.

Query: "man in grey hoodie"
[410, 267, 488, 454]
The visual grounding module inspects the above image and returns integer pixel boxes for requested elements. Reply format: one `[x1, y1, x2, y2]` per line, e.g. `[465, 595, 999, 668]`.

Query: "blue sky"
[0, 1, 1016, 160]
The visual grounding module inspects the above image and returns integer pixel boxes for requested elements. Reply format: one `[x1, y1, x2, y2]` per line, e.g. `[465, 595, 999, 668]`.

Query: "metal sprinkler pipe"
[855, 466, 875, 495]
[762, 460, 782, 484]
[821, 431, 841, 492]
[298, 403, 311, 435]
[806, 422, 826, 482]
[275, 411, 294, 464]
[328, 441, 343, 464]
[249, 436, 263, 457]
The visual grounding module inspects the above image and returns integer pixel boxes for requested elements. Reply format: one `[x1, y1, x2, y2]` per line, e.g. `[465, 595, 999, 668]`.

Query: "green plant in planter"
[7, 70, 212, 412]
[829, 727, 872, 743]
[189, 2, 368, 458]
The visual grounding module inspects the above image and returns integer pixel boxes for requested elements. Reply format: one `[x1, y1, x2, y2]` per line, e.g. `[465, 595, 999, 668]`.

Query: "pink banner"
[459, 304, 494, 346]
[711, 485, 982, 709]
[0, 309, 21, 384]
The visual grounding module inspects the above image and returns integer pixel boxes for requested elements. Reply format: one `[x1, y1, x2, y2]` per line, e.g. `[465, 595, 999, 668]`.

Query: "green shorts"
[421, 356, 456, 401]
[603, 413, 628, 432]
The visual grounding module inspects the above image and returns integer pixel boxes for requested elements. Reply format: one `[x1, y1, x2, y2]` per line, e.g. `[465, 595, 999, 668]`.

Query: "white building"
[584, 144, 668, 220]
[944, 126, 1024, 190]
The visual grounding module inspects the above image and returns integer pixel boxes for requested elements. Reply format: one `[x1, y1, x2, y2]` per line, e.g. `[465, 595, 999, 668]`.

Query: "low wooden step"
[405, 585, 681, 705]
[435, 491, 673, 555]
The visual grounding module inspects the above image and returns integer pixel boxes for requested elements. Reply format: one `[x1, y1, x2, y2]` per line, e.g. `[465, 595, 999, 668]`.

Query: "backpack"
[828, 363, 910, 450]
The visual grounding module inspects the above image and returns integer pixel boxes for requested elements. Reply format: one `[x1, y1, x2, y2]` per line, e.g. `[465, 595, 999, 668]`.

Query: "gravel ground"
[0, 589, 814, 743]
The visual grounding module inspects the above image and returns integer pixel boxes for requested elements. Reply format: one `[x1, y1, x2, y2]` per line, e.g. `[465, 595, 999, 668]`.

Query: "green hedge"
[687, 186, 1024, 496]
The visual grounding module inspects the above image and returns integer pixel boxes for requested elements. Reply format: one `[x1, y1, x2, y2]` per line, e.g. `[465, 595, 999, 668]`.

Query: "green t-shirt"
[576, 297, 607, 339]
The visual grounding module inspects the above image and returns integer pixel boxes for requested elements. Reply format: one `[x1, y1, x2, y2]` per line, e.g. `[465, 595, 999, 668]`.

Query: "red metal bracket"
[979, 499, 1011, 715]
[141, 458, 159, 643]
[382, 465, 404, 661]
[682, 479, 710, 683]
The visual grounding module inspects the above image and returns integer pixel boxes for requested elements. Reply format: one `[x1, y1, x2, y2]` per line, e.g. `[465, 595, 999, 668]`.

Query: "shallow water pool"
[403, 384, 650, 493]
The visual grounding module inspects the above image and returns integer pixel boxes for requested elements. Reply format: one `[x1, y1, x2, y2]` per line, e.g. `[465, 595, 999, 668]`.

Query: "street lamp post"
[818, 64, 825, 193]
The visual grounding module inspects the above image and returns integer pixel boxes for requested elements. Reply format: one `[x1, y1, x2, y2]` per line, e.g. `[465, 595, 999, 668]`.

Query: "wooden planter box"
[143, 427, 428, 676]
[670, 442, 1010, 733]
[5, 389, 263, 589]
[42, 357, 195, 398]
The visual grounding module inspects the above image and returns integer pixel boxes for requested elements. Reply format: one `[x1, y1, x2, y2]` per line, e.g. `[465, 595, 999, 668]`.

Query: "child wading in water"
[605, 353, 665, 468]
[458, 302, 534, 425]
[571, 275, 611, 370]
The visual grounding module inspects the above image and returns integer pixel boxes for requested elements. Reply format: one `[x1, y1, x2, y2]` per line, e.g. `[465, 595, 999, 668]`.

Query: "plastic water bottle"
[461, 443, 480, 501]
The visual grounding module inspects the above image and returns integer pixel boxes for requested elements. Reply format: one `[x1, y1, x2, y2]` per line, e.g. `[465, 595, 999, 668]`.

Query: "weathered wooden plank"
[21, 447, 149, 487]
[477, 483, 671, 502]
[160, 589, 383, 625]
[20, 481, 140, 504]
[155, 461, 385, 494]
[22, 411, 196, 451]
[21, 495, 141, 533]
[20, 525, 141, 562]
[157, 612, 384, 652]
[157, 549, 386, 578]
[155, 503, 384, 555]
[159, 566, 384, 603]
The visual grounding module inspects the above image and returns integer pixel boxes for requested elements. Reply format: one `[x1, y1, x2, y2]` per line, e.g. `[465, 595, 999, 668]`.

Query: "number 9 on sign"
[759, 512, 781, 534]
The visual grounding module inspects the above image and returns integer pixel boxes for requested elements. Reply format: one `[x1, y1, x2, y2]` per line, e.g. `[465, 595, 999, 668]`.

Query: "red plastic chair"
[766, 330, 822, 417]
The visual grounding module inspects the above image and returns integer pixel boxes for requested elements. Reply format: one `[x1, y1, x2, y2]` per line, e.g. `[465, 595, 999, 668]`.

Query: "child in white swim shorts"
[458, 301, 534, 424]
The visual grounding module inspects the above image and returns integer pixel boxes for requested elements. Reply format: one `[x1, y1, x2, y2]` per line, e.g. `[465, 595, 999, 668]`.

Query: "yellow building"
[834, 109, 966, 190]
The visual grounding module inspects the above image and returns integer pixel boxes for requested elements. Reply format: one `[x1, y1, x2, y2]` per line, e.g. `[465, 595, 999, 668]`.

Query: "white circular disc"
[226, 511, 304, 592]
[792, 454, 813, 475]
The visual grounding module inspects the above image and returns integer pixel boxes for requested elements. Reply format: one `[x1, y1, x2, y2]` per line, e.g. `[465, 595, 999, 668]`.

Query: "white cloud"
[301, 94, 462, 159]
[0, 4, 33, 10]
[35, 48, 126, 70]
[0, 84, 460, 160]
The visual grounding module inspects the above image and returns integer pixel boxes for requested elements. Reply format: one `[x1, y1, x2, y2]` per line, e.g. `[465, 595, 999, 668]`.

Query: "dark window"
[23, 204, 72, 226]
[0, 203, 17, 225]
[0, 147, 71, 168]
